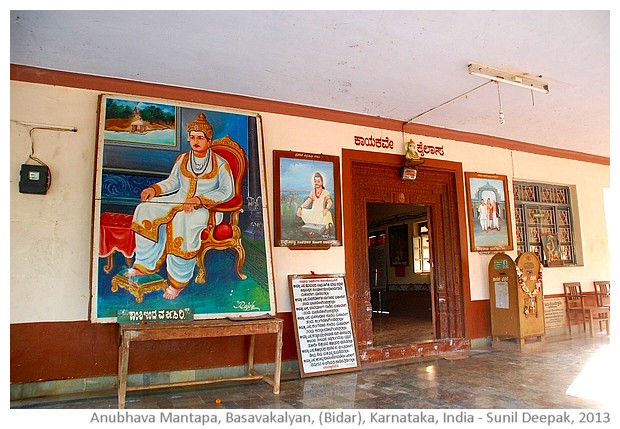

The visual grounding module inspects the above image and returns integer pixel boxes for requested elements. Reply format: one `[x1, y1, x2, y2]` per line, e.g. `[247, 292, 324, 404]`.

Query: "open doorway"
[367, 203, 434, 346]
[342, 149, 469, 362]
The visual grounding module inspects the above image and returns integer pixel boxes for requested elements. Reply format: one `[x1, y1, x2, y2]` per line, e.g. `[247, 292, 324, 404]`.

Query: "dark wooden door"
[342, 149, 469, 358]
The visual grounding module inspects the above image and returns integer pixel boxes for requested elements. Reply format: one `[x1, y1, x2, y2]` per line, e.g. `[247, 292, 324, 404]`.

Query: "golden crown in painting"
[187, 112, 213, 139]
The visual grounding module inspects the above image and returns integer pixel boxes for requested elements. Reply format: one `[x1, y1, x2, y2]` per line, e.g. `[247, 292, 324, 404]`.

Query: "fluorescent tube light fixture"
[468, 63, 549, 94]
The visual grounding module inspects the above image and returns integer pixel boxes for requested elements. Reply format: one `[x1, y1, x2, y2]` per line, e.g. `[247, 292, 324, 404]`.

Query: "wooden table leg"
[247, 334, 256, 375]
[588, 309, 595, 337]
[273, 324, 283, 394]
[604, 317, 610, 335]
[118, 335, 130, 409]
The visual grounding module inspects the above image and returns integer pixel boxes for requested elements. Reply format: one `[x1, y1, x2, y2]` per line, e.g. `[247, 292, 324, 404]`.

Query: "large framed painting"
[273, 151, 342, 248]
[465, 172, 514, 252]
[91, 95, 276, 322]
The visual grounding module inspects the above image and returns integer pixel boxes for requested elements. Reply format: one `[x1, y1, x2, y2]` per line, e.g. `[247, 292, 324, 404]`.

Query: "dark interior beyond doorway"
[367, 203, 434, 347]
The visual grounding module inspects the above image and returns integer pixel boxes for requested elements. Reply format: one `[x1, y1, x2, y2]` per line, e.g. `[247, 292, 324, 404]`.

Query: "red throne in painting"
[195, 135, 248, 283]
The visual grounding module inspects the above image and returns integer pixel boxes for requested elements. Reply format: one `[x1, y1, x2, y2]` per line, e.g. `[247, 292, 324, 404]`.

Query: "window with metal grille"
[513, 182, 575, 266]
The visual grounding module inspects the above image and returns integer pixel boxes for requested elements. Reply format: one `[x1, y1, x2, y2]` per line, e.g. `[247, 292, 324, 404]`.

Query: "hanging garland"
[516, 266, 543, 317]
[516, 266, 543, 298]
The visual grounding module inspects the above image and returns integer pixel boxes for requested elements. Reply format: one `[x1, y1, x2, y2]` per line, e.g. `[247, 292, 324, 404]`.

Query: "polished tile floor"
[11, 331, 613, 410]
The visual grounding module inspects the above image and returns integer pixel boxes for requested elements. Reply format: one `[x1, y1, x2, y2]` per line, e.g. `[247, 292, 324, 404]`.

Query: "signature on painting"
[234, 300, 260, 311]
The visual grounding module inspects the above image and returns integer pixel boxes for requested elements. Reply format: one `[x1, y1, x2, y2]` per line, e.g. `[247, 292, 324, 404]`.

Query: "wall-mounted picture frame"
[542, 233, 563, 266]
[388, 224, 409, 266]
[91, 94, 276, 322]
[273, 151, 342, 248]
[465, 172, 514, 252]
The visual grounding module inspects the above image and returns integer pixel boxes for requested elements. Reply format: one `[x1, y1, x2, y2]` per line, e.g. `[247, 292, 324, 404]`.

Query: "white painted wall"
[11, 82, 100, 322]
[10, 81, 610, 323]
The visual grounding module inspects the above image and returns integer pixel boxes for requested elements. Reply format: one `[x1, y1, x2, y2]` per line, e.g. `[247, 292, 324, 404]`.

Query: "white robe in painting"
[130, 150, 234, 285]
[300, 188, 334, 227]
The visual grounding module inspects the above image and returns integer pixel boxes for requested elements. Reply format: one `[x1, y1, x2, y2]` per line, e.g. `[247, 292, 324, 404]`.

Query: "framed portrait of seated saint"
[272, 151, 342, 248]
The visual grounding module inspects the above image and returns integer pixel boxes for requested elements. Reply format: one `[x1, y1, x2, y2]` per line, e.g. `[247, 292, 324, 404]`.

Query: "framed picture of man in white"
[465, 172, 514, 252]
[91, 95, 276, 322]
[273, 151, 342, 248]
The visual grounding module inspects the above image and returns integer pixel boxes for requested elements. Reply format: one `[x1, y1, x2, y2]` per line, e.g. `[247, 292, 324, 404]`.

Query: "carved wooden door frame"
[342, 149, 472, 361]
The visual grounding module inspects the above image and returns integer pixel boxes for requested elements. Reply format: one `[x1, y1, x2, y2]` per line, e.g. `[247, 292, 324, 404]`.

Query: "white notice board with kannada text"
[288, 274, 361, 377]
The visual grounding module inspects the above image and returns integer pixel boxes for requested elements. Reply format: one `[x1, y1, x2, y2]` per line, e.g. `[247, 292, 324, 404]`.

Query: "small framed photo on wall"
[542, 233, 563, 266]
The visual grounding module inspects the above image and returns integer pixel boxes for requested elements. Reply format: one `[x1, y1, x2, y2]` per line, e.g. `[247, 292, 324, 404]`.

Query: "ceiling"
[9, 10, 611, 159]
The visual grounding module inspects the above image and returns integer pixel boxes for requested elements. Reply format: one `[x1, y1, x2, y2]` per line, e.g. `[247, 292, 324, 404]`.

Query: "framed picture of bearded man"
[91, 95, 276, 322]
[272, 150, 342, 248]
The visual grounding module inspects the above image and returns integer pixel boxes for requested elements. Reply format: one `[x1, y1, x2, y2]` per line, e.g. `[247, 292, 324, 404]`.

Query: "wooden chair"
[593, 281, 611, 331]
[594, 281, 610, 307]
[194, 135, 248, 284]
[563, 282, 587, 334]
[563, 282, 609, 336]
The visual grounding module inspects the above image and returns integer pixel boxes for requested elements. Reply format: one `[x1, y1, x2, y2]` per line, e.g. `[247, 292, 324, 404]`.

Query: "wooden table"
[117, 317, 283, 408]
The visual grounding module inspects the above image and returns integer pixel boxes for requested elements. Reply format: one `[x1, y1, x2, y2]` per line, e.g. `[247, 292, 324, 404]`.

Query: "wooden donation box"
[488, 252, 545, 345]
